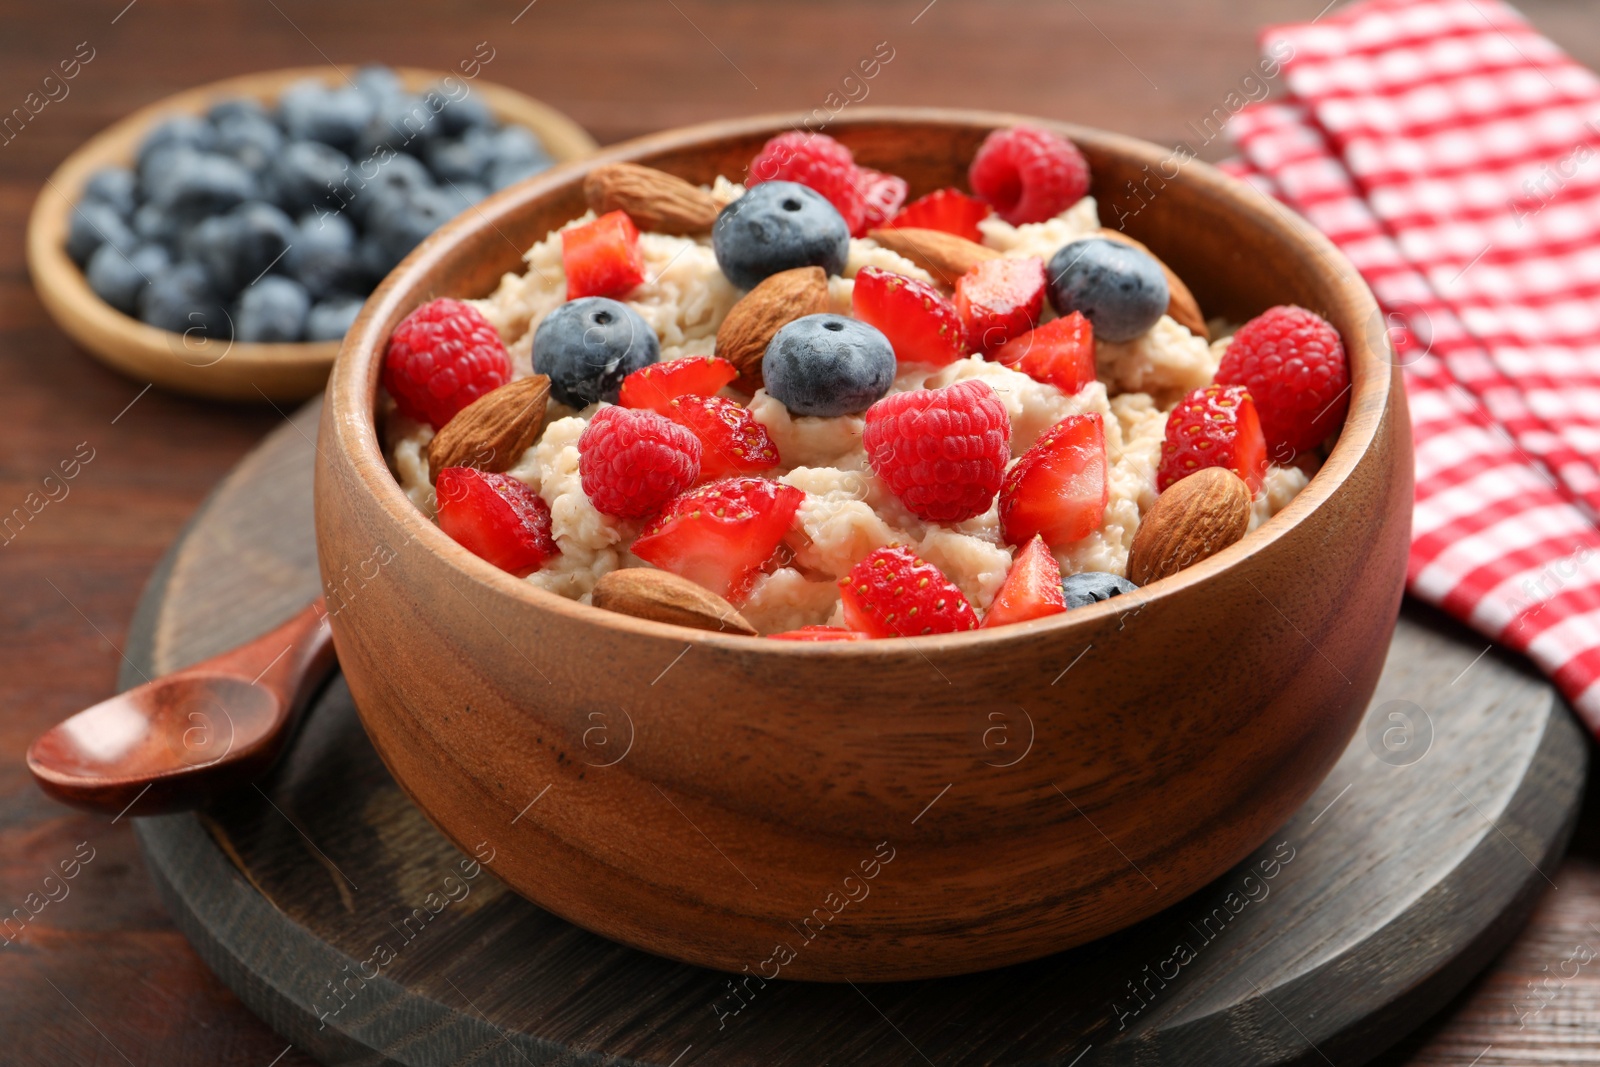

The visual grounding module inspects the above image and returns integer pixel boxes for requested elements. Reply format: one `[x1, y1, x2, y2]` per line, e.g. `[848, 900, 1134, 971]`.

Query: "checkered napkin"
[1216, 0, 1600, 729]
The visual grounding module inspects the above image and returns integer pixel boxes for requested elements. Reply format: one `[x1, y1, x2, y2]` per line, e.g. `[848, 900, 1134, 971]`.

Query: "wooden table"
[3, 2, 1597, 1064]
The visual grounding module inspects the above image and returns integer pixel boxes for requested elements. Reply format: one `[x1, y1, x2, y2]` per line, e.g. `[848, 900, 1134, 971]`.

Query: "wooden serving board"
[127, 400, 1585, 1067]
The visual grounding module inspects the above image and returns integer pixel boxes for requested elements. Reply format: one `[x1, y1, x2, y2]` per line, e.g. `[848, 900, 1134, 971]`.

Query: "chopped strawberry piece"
[856, 167, 909, 235]
[562, 210, 645, 300]
[851, 266, 968, 367]
[999, 413, 1109, 547]
[619, 356, 739, 414]
[632, 477, 805, 601]
[991, 312, 1096, 394]
[435, 467, 559, 577]
[839, 545, 978, 637]
[663, 394, 781, 480]
[955, 257, 1046, 355]
[767, 625, 868, 642]
[885, 187, 993, 242]
[982, 535, 1067, 628]
[1158, 384, 1268, 492]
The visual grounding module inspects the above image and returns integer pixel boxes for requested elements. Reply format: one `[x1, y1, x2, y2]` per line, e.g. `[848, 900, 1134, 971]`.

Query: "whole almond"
[715, 266, 829, 392]
[868, 227, 1000, 286]
[426, 375, 550, 483]
[1096, 228, 1209, 340]
[591, 568, 758, 636]
[1127, 467, 1251, 585]
[584, 162, 720, 235]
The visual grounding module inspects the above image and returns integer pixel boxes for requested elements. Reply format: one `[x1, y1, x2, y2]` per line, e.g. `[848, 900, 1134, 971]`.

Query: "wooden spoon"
[27, 599, 335, 818]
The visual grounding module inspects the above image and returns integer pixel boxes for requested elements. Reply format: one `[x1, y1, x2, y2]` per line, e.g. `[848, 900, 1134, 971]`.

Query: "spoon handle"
[204, 597, 337, 713]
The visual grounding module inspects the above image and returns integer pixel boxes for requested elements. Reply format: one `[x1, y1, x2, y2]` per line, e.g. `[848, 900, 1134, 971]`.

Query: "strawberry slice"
[562, 209, 646, 300]
[855, 167, 909, 235]
[982, 535, 1067, 628]
[632, 477, 805, 601]
[991, 311, 1096, 394]
[663, 395, 781, 480]
[768, 625, 869, 642]
[1158, 384, 1268, 492]
[955, 256, 1046, 355]
[851, 266, 968, 367]
[435, 467, 559, 577]
[619, 355, 739, 413]
[999, 413, 1108, 547]
[885, 188, 993, 242]
[839, 545, 978, 637]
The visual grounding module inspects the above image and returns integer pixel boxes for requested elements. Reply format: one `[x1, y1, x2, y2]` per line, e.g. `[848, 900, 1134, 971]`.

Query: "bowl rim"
[25, 64, 597, 400]
[326, 106, 1396, 653]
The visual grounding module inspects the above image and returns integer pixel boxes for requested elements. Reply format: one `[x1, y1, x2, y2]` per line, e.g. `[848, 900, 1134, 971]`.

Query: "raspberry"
[578, 406, 701, 518]
[840, 545, 979, 637]
[748, 131, 867, 236]
[664, 394, 781, 480]
[1216, 305, 1349, 458]
[863, 379, 1011, 522]
[1157, 384, 1268, 493]
[382, 298, 511, 429]
[968, 125, 1091, 226]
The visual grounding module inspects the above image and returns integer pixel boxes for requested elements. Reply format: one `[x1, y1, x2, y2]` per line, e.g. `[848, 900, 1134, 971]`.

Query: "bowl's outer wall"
[315, 110, 1413, 981]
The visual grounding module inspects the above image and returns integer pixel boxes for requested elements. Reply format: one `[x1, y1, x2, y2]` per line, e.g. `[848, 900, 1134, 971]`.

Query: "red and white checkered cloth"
[1218, 0, 1600, 729]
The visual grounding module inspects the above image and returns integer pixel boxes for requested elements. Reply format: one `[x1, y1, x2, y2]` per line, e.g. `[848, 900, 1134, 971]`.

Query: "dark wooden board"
[125, 399, 1584, 1067]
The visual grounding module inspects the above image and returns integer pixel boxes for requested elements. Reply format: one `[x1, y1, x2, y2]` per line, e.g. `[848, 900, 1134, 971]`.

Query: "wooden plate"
[25, 66, 596, 402]
[129, 399, 1583, 1066]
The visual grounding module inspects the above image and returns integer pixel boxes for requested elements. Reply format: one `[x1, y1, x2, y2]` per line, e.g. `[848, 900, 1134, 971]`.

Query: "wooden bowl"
[314, 109, 1412, 981]
[26, 66, 596, 402]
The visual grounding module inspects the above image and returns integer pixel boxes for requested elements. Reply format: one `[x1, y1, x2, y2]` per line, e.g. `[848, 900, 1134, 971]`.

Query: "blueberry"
[432, 85, 494, 136]
[438, 180, 489, 212]
[305, 295, 365, 341]
[181, 201, 295, 295]
[207, 97, 269, 125]
[277, 80, 374, 153]
[235, 275, 310, 342]
[1046, 238, 1169, 343]
[482, 127, 550, 190]
[284, 211, 361, 298]
[132, 201, 180, 248]
[214, 111, 284, 172]
[86, 242, 170, 315]
[533, 297, 660, 407]
[713, 181, 849, 290]
[82, 166, 137, 217]
[762, 314, 895, 417]
[139, 259, 230, 338]
[486, 155, 550, 192]
[368, 185, 461, 263]
[357, 233, 401, 284]
[349, 150, 434, 225]
[266, 140, 351, 213]
[353, 65, 404, 106]
[357, 93, 439, 158]
[149, 151, 258, 215]
[1061, 571, 1139, 609]
[137, 115, 215, 171]
[426, 129, 496, 184]
[66, 200, 137, 265]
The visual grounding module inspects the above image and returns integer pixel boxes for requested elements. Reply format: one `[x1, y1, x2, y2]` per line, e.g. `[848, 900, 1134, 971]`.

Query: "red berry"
[999, 413, 1109, 547]
[562, 210, 646, 300]
[991, 312, 1096, 394]
[748, 131, 867, 235]
[839, 545, 978, 637]
[435, 467, 558, 577]
[382, 298, 511, 429]
[856, 167, 909, 234]
[619, 355, 739, 414]
[578, 406, 701, 518]
[1157, 384, 1268, 493]
[968, 125, 1091, 226]
[955, 256, 1046, 355]
[982, 535, 1066, 628]
[767, 625, 868, 642]
[885, 187, 993, 242]
[663, 394, 781, 480]
[1216, 305, 1349, 458]
[632, 477, 805, 601]
[851, 266, 967, 367]
[864, 379, 1010, 522]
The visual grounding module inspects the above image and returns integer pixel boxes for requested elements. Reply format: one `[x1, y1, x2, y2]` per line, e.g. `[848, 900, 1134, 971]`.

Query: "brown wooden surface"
[1, 0, 1597, 1063]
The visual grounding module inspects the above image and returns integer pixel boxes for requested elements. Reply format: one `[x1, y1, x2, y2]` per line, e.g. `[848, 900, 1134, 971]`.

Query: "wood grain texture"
[2, 1, 1596, 1063]
[137, 399, 1580, 1066]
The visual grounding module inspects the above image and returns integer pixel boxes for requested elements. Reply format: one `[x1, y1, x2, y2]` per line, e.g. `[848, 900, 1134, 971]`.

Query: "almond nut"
[1126, 467, 1251, 585]
[1097, 228, 1209, 340]
[426, 375, 550, 483]
[591, 568, 758, 636]
[715, 266, 829, 392]
[867, 227, 1000, 286]
[584, 162, 720, 235]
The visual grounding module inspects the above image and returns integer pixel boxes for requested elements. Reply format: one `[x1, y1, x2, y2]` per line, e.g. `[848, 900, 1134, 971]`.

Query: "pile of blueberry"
[67, 65, 553, 344]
